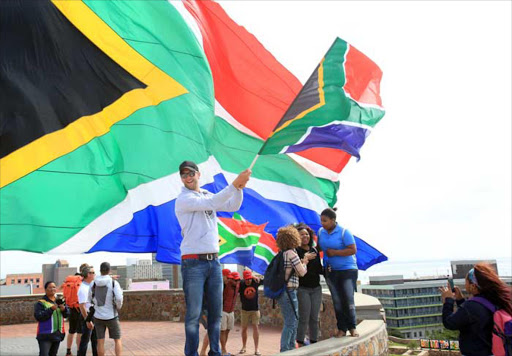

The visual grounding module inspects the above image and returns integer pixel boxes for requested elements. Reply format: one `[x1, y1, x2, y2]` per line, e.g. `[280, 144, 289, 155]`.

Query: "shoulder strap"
[91, 281, 96, 301]
[283, 250, 295, 283]
[471, 296, 497, 313]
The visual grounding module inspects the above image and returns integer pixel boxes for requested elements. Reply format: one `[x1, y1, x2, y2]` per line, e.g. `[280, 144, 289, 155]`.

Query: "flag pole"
[248, 154, 259, 170]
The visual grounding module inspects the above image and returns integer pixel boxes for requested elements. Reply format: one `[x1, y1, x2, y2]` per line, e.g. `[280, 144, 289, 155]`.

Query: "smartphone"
[448, 277, 455, 291]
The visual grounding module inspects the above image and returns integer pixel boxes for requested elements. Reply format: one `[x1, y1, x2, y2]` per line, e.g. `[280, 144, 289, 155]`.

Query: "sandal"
[239, 349, 246, 354]
[255, 352, 261, 356]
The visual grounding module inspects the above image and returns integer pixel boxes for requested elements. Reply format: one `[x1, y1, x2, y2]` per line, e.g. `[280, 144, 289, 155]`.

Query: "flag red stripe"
[184, 0, 352, 173]
[183, 0, 301, 139]
[344, 45, 383, 107]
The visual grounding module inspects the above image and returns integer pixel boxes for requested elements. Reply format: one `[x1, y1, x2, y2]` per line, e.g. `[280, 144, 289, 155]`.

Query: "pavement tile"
[0, 321, 282, 356]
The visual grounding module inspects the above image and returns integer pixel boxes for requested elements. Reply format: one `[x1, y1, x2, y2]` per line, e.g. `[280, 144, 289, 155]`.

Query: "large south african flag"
[1, 0, 387, 270]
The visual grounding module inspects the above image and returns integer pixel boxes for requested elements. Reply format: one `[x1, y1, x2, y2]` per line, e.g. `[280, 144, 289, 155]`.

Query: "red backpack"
[472, 296, 512, 356]
[62, 275, 82, 309]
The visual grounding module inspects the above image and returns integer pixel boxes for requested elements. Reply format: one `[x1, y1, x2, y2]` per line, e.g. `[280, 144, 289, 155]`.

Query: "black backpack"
[263, 250, 298, 318]
[264, 251, 287, 299]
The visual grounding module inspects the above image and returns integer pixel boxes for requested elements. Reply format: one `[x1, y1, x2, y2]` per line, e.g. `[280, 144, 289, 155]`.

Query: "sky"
[1, 1, 511, 278]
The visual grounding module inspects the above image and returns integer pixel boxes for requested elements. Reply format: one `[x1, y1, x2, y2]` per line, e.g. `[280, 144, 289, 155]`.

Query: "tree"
[427, 328, 459, 340]
[407, 340, 419, 350]
[388, 329, 403, 338]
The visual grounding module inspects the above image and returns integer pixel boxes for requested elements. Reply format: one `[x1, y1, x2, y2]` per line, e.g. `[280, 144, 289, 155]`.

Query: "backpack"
[263, 251, 288, 299]
[62, 275, 82, 309]
[472, 296, 512, 356]
[91, 279, 119, 315]
[263, 250, 297, 318]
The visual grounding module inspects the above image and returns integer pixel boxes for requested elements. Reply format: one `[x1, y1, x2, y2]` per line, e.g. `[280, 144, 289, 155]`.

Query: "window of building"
[36, 278, 40, 282]
[11, 279, 15, 284]
[36, 285, 40, 288]
[414, 332, 417, 338]
[24, 279, 28, 283]
[18, 279, 21, 283]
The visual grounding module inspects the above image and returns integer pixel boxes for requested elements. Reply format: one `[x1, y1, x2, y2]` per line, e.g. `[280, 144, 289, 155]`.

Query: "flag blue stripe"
[87, 173, 386, 270]
[284, 124, 370, 159]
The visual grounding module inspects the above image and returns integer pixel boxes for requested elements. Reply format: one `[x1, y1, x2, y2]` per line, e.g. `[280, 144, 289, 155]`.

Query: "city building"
[152, 253, 182, 288]
[128, 259, 162, 280]
[110, 265, 129, 290]
[451, 259, 498, 279]
[362, 275, 449, 339]
[111, 258, 167, 290]
[5, 273, 44, 294]
[42, 260, 77, 287]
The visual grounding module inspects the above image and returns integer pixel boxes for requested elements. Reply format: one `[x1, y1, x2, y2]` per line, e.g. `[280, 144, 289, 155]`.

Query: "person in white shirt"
[175, 160, 251, 356]
[88, 262, 123, 356]
[77, 266, 97, 356]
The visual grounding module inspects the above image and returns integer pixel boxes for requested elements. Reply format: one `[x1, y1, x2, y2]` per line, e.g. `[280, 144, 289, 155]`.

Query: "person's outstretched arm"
[176, 169, 251, 213]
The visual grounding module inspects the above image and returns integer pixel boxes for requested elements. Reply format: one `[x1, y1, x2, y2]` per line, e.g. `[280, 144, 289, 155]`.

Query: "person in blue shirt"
[317, 208, 359, 337]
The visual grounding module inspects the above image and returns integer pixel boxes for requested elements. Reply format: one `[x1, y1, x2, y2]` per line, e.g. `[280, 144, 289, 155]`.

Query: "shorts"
[241, 310, 260, 327]
[68, 308, 82, 334]
[93, 317, 121, 340]
[220, 311, 234, 331]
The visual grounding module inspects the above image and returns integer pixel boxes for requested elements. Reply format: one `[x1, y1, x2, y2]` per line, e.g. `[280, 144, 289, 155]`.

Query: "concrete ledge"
[275, 320, 388, 356]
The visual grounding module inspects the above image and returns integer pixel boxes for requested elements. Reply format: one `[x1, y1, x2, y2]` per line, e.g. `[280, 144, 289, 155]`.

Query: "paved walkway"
[0, 321, 282, 356]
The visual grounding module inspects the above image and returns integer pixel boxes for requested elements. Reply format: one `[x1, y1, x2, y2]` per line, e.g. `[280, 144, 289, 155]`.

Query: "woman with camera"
[34, 281, 69, 356]
[440, 262, 512, 356]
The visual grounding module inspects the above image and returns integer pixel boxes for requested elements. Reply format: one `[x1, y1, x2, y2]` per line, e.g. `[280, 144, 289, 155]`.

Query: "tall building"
[152, 253, 182, 288]
[110, 265, 128, 290]
[362, 275, 448, 339]
[5, 273, 44, 294]
[42, 260, 77, 286]
[129, 259, 162, 280]
[451, 259, 498, 279]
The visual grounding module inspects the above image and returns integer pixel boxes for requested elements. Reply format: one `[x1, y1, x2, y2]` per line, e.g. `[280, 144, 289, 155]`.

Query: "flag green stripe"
[0, 0, 213, 252]
[259, 38, 384, 155]
[84, 0, 214, 111]
[210, 117, 338, 205]
[0, 96, 211, 252]
[218, 224, 259, 256]
[254, 245, 275, 263]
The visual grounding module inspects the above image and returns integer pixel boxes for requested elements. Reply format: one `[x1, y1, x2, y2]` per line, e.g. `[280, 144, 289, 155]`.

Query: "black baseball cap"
[179, 161, 199, 174]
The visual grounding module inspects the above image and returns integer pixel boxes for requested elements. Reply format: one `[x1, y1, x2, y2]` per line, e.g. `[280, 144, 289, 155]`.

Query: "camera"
[55, 294, 65, 305]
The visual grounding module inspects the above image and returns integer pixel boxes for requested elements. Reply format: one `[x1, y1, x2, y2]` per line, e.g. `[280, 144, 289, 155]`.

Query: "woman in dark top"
[440, 262, 512, 356]
[34, 281, 69, 356]
[295, 223, 323, 346]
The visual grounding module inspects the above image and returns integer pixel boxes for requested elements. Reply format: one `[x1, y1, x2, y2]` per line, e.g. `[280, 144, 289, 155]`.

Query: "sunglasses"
[88, 271, 95, 275]
[180, 171, 196, 179]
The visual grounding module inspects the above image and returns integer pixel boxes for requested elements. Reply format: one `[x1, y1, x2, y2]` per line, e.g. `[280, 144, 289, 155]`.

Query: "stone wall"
[1, 290, 387, 355]
[277, 320, 388, 356]
[1, 289, 384, 344]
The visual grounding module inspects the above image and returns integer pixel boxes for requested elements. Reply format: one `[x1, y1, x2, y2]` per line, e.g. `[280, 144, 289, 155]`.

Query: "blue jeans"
[37, 339, 60, 356]
[296, 286, 322, 343]
[182, 258, 222, 356]
[277, 289, 298, 352]
[77, 315, 97, 356]
[326, 269, 358, 332]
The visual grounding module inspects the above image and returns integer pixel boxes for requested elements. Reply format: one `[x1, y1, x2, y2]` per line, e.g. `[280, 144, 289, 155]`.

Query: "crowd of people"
[33, 160, 511, 356]
[35, 262, 123, 356]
